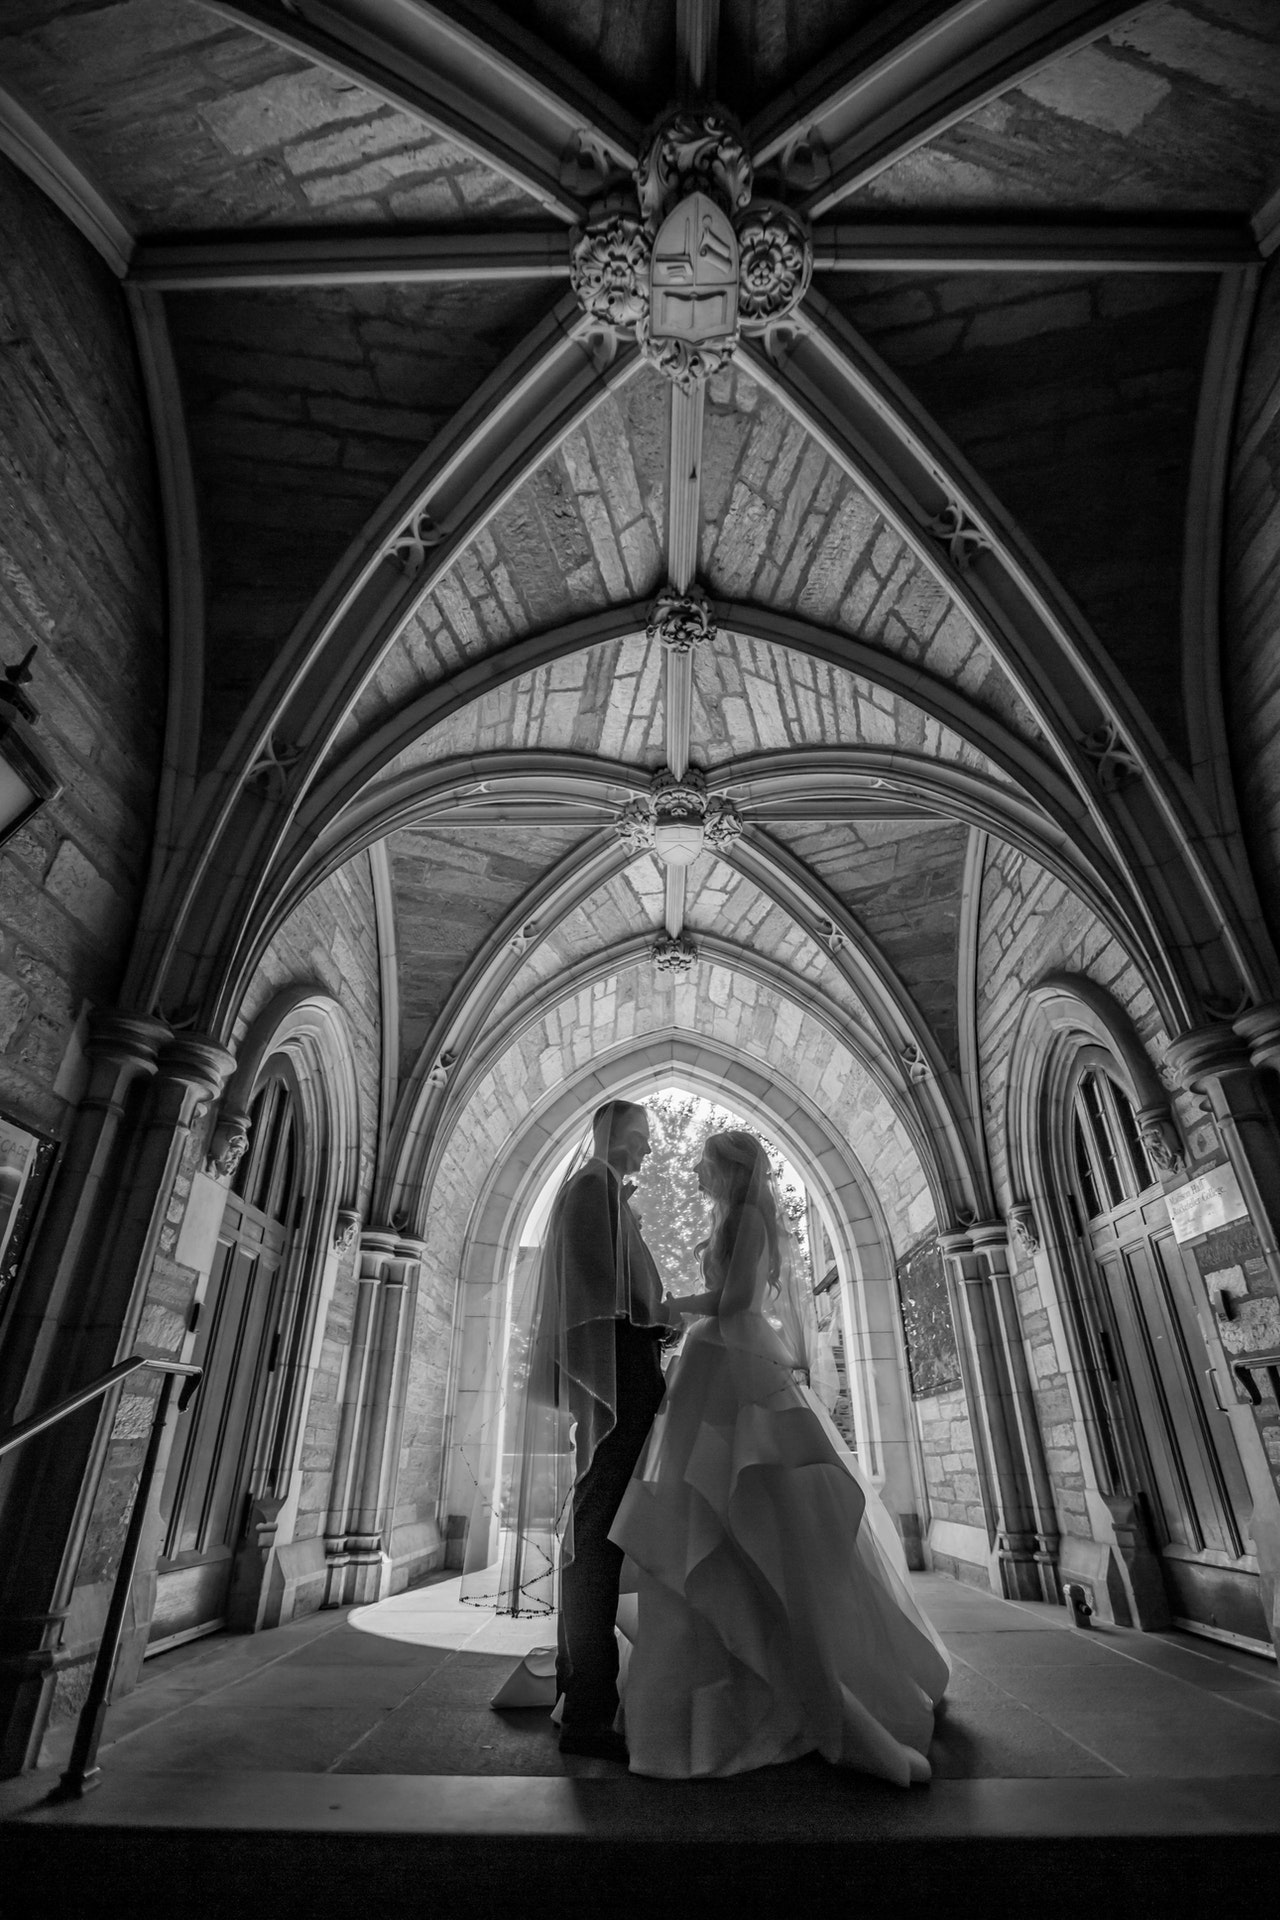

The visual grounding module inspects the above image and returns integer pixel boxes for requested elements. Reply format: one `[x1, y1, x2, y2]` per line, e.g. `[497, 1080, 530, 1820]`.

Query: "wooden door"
[149, 1079, 297, 1650]
[1073, 1069, 1265, 1646]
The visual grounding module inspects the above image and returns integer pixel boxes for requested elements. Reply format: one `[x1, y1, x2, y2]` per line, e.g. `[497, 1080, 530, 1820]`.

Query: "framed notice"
[0, 1111, 58, 1314]
[1165, 1163, 1248, 1245]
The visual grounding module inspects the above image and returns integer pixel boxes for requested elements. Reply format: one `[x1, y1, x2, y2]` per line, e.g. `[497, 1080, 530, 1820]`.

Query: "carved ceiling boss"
[570, 107, 813, 391]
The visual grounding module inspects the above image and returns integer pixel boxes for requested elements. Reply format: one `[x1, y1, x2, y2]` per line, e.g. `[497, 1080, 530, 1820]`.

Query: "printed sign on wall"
[1165, 1162, 1248, 1244]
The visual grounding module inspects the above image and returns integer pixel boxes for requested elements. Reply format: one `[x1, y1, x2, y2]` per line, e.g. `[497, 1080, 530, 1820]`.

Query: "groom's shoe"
[558, 1725, 629, 1763]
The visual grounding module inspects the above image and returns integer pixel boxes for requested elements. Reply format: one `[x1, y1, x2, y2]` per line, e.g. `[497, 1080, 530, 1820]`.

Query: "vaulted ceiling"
[2, 0, 1277, 1227]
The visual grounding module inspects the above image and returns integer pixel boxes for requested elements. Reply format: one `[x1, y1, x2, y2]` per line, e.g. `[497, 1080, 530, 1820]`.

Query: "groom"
[552, 1099, 673, 1761]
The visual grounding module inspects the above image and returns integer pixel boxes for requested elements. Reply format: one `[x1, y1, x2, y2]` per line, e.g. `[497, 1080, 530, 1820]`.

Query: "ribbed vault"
[3, 0, 1278, 1243]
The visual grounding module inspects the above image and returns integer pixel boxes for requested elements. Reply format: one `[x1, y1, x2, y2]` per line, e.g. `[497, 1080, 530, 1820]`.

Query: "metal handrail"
[0, 1353, 202, 1799]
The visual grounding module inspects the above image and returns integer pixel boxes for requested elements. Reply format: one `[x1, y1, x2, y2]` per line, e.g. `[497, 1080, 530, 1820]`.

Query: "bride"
[609, 1129, 950, 1783]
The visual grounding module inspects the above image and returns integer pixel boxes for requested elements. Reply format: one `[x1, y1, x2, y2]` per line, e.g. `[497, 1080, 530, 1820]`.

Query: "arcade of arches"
[2, 0, 1280, 1779]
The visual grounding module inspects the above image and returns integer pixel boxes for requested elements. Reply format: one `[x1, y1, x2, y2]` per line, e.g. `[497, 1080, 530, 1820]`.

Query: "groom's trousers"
[558, 1321, 665, 1730]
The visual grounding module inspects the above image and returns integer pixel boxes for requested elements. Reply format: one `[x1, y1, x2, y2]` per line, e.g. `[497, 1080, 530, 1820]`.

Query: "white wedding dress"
[609, 1291, 950, 1783]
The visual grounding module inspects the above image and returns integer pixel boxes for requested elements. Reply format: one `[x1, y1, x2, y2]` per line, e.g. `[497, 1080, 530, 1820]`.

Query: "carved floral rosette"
[653, 932, 699, 974]
[735, 201, 812, 332]
[568, 201, 651, 333]
[614, 798, 657, 855]
[647, 584, 716, 654]
[635, 107, 753, 225]
[703, 796, 743, 851]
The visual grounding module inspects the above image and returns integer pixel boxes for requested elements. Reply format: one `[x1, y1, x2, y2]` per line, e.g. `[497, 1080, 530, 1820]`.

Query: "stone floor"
[14, 1571, 1280, 1790]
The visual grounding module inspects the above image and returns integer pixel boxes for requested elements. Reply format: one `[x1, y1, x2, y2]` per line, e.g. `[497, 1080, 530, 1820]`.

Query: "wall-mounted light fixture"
[0, 647, 61, 849]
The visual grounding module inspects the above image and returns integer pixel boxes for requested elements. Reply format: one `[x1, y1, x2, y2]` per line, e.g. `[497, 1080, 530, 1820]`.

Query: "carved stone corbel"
[653, 932, 698, 974]
[1007, 1202, 1041, 1258]
[647, 584, 716, 653]
[206, 1106, 251, 1181]
[333, 1208, 361, 1255]
[1135, 1106, 1184, 1178]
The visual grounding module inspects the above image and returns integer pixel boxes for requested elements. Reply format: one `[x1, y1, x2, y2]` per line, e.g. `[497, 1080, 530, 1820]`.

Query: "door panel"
[150, 1202, 285, 1647]
[1090, 1218, 1264, 1643]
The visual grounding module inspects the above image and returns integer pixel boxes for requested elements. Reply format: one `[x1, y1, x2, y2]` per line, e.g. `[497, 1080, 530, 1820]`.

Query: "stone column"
[0, 1019, 233, 1776]
[345, 1230, 407, 1603]
[969, 1221, 1061, 1598]
[323, 1228, 421, 1607]
[938, 1227, 1046, 1600]
[322, 1226, 382, 1606]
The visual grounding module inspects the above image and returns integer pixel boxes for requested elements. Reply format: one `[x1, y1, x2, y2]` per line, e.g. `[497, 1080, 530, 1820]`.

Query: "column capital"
[157, 1034, 236, 1100]
[967, 1219, 1010, 1252]
[86, 1009, 171, 1074]
[1164, 1022, 1252, 1091]
[1235, 1002, 1280, 1074]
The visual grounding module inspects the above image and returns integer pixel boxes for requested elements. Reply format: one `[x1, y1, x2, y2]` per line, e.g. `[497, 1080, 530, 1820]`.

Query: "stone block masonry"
[169, 281, 558, 763]
[832, 268, 1217, 761]
[0, 156, 165, 1136]
[1227, 257, 1280, 955]
[0, 3, 540, 235]
[233, 852, 384, 1205]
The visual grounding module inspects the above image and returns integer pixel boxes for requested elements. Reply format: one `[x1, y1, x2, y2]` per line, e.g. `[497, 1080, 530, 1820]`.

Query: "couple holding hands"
[471, 1099, 949, 1784]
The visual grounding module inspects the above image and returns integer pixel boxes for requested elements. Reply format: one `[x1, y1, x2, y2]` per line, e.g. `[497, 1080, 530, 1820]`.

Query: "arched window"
[1071, 1068, 1155, 1223]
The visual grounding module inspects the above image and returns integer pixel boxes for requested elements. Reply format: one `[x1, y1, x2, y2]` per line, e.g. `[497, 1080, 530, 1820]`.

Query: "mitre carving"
[653, 932, 699, 974]
[569, 106, 812, 392]
[648, 584, 716, 653]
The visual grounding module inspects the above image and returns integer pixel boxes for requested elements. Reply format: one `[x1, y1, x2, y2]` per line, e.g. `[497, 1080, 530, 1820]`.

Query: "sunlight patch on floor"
[349, 1575, 555, 1656]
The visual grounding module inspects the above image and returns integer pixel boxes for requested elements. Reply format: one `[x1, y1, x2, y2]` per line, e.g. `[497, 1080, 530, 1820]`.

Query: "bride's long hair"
[696, 1129, 783, 1295]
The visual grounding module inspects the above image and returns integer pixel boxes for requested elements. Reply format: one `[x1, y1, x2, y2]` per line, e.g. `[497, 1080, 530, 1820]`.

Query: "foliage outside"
[631, 1089, 811, 1293]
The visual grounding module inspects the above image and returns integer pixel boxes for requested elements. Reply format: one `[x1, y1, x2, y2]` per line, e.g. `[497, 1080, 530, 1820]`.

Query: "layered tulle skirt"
[609, 1315, 950, 1783]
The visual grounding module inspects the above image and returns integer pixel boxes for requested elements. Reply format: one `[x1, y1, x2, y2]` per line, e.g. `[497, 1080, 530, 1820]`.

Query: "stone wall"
[233, 851, 383, 1203]
[1226, 256, 1280, 951]
[916, 1386, 984, 1535]
[0, 155, 164, 1136]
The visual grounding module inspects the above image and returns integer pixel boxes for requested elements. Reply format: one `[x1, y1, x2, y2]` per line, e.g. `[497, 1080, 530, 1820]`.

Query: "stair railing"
[0, 1353, 202, 1798]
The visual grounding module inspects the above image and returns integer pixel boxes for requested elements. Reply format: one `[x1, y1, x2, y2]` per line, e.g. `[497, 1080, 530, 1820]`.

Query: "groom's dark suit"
[554, 1157, 666, 1733]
